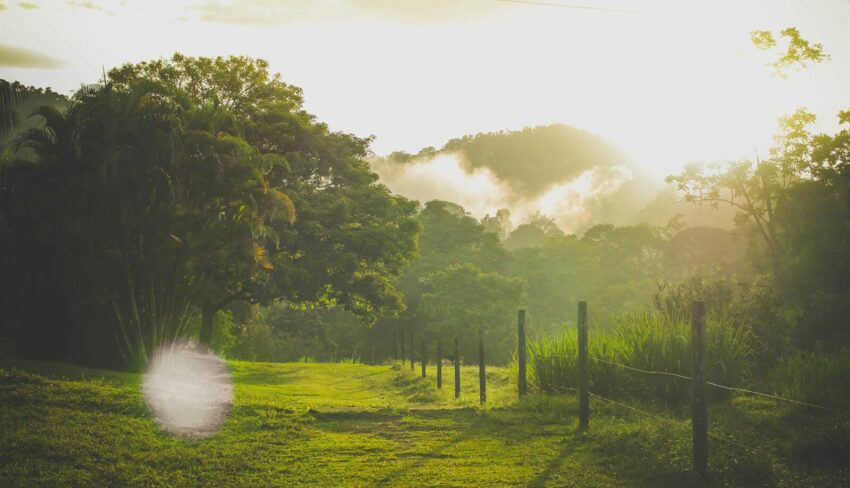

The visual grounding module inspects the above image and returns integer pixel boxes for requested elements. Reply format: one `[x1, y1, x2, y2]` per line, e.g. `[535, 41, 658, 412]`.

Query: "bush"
[768, 347, 850, 409]
[529, 311, 754, 406]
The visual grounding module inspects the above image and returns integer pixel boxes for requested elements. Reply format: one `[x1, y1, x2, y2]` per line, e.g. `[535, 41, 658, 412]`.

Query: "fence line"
[539, 382, 578, 394]
[707, 431, 777, 459]
[589, 391, 778, 460]
[532, 353, 847, 415]
[588, 391, 669, 422]
[534, 353, 695, 381]
[704, 381, 846, 414]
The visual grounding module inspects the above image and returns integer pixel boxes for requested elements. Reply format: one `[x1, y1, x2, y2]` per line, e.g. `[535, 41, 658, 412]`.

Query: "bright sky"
[2, 0, 850, 178]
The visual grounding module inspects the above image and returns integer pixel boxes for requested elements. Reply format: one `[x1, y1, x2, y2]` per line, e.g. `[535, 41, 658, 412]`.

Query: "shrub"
[529, 310, 754, 406]
[767, 347, 850, 409]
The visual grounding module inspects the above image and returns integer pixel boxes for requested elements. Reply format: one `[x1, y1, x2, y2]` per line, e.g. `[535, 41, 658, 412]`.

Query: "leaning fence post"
[454, 337, 461, 399]
[578, 300, 589, 431]
[518, 309, 527, 397]
[479, 328, 486, 404]
[421, 338, 427, 378]
[437, 339, 443, 389]
[692, 300, 708, 478]
[410, 330, 415, 371]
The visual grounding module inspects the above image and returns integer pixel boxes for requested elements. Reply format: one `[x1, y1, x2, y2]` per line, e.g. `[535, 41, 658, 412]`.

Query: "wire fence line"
[707, 431, 779, 459]
[534, 353, 694, 381]
[703, 381, 846, 414]
[531, 353, 848, 415]
[587, 390, 781, 460]
[588, 392, 669, 422]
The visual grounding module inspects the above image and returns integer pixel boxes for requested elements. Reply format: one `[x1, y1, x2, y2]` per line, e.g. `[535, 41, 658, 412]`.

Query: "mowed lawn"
[1, 358, 848, 487]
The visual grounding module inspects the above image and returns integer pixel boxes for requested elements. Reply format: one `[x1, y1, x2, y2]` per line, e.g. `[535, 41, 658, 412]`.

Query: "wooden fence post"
[437, 339, 443, 389]
[479, 328, 486, 404]
[518, 309, 527, 397]
[454, 337, 460, 399]
[410, 330, 415, 370]
[692, 300, 708, 479]
[421, 338, 427, 378]
[578, 301, 589, 431]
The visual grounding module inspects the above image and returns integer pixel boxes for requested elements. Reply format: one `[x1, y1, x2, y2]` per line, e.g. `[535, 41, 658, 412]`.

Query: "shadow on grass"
[232, 368, 306, 385]
[527, 438, 582, 488]
[374, 429, 473, 485]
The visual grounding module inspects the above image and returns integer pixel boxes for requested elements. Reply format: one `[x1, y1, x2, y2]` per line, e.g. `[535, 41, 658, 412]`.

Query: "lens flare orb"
[142, 342, 233, 439]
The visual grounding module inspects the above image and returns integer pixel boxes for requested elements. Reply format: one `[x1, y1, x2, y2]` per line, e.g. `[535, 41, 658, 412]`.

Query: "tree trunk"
[199, 305, 216, 346]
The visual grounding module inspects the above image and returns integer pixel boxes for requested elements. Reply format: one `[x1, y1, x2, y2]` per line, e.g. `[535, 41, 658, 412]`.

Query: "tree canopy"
[0, 55, 419, 368]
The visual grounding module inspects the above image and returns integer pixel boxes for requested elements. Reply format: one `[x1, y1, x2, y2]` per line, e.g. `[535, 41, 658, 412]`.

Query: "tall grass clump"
[768, 347, 850, 409]
[528, 330, 629, 398]
[528, 310, 754, 406]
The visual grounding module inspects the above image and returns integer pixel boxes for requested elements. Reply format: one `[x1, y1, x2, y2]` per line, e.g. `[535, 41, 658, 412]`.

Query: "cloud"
[66, 0, 114, 15]
[371, 152, 632, 233]
[18, 1, 38, 9]
[190, 0, 315, 26]
[189, 0, 498, 26]
[372, 153, 512, 219]
[0, 44, 64, 69]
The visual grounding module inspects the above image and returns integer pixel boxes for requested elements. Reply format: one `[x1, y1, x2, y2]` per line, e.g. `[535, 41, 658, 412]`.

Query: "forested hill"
[373, 124, 732, 233]
[443, 124, 626, 195]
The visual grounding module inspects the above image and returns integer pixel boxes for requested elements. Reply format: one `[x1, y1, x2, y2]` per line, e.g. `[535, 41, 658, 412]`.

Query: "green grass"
[1, 357, 848, 487]
[530, 313, 754, 406]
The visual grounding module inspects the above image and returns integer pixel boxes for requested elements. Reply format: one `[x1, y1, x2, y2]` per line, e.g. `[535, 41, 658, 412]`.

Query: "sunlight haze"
[2, 0, 849, 178]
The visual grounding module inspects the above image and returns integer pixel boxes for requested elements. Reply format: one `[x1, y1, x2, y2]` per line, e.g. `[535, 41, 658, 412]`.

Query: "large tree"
[666, 108, 816, 277]
[1, 55, 419, 368]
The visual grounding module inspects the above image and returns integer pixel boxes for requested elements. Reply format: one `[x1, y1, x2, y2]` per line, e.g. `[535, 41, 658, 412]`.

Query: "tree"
[774, 110, 850, 341]
[109, 55, 420, 349]
[419, 263, 526, 363]
[751, 27, 829, 78]
[1, 55, 419, 368]
[481, 208, 512, 241]
[666, 109, 816, 277]
[503, 211, 563, 250]
[0, 80, 17, 138]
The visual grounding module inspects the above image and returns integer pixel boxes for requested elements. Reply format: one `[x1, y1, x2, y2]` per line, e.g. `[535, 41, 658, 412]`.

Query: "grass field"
[1, 357, 848, 487]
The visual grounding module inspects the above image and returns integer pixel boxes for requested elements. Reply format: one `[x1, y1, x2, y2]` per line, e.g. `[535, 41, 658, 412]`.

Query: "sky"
[2, 0, 850, 181]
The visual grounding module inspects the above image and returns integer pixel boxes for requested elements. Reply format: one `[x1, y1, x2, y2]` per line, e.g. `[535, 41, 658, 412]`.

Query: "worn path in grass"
[1, 358, 848, 486]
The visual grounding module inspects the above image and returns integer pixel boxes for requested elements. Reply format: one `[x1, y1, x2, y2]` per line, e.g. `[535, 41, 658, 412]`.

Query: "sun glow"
[2, 0, 849, 178]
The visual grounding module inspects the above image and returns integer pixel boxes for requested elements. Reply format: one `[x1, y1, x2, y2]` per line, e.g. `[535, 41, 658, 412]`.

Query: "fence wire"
[531, 353, 848, 415]
[587, 390, 780, 460]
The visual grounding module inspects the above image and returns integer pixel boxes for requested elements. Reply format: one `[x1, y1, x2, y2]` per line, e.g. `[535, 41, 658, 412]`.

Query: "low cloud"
[0, 44, 64, 69]
[372, 152, 632, 234]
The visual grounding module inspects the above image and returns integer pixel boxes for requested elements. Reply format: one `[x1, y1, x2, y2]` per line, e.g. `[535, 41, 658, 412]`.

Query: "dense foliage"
[0, 56, 418, 368]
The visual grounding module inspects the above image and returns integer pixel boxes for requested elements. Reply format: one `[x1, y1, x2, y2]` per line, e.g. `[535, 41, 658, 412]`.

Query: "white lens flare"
[142, 341, 233, 439]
